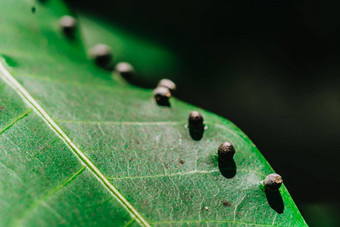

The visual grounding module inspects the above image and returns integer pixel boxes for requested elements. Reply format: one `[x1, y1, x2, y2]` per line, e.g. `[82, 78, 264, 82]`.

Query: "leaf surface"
[0, 0, 306, 226]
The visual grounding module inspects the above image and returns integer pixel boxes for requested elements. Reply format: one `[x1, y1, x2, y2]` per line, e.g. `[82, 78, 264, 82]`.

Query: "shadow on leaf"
[188, 126, 204, 140]
[265, 188, 284, 214]
[156, 99, 171, 107]
[218, 157, 236, 178]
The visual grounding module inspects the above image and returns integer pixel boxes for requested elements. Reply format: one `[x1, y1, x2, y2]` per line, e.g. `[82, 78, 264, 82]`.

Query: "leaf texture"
[0, 0, 307, 226]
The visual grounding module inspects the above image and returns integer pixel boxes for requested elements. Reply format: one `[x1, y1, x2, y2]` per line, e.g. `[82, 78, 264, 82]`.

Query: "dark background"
[67, 0, 339, 225]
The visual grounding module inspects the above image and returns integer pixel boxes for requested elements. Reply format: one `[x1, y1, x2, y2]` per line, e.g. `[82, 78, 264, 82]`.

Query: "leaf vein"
[56, 119, 185, 126]
[15, 166, 86, 225]
[109, 168, 265, 181]
[0, 62, 150, 227]
[0, 108, 32, 136]
[151, 219, 283, 226]
[123, 218, 136, 227]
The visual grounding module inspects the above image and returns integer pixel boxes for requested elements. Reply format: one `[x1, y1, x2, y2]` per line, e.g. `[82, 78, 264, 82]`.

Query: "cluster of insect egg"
[59, 15, 283, 191]
[60, 15, 134, 75]
[187, 110, 283, 190]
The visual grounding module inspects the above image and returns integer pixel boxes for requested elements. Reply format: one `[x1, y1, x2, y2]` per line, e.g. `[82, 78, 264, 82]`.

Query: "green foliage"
[0, 0, 306, 226]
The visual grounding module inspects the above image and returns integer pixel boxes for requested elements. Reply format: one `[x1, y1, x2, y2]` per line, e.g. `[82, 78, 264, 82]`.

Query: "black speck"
[179, 159, 185, 164]
[31, 6, 36, 13]
[222, 201, 231, 207]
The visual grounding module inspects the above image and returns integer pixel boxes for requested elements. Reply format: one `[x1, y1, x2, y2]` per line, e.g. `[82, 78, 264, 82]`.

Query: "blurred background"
[66, 0, 339, 226]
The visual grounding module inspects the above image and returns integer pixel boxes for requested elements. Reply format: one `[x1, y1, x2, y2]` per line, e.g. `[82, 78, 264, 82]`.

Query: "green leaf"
[0, 0, 306, 226]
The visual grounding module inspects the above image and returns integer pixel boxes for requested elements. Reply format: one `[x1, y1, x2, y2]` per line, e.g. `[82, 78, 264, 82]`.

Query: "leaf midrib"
[0, 61, 150, 227]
